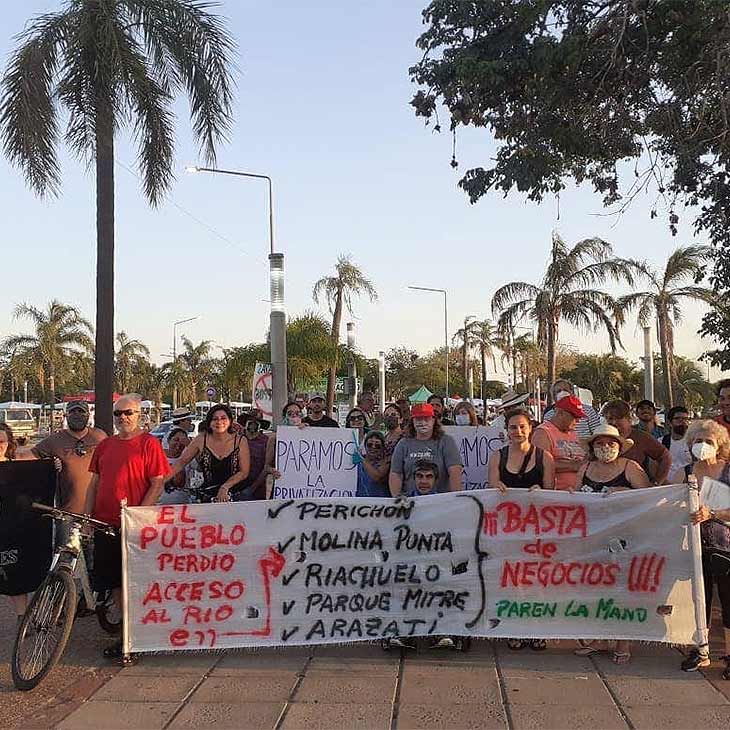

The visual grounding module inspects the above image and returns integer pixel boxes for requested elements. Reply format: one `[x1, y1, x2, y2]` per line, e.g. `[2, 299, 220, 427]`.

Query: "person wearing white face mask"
[575, 424, 650, 495]
[679, 419, 730, 678]
[453, 400, 479, 426]
[574, 423, 650, 666]
[389, 403, 463, 496]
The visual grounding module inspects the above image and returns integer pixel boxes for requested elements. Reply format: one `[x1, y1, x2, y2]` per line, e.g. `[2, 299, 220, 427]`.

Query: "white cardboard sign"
[123, 485, 702, 653]
[272, 426, 359, 499]
[443, 425, 505, 490]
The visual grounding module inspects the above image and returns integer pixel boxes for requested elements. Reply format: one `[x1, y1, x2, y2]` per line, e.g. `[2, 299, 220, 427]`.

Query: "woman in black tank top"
[576, 424, 649, 494]
[168, 404, 250, 503]
[488, 408, 555, 492]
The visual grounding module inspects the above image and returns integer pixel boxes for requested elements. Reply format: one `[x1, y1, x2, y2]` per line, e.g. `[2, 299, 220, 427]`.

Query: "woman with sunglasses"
[356, 431, 391, 497]
[169, 404, 250, 503]
[345, 407, 368, 440]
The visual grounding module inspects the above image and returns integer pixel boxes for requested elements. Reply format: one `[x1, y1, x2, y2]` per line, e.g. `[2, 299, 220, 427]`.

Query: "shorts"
[92, 530, 122, 592]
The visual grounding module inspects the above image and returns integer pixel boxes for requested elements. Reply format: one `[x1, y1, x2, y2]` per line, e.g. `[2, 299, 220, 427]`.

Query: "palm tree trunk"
[94, 106, 115, 434]
[326, 291, 343, 414]
[657, 309, 674, 408]
[546, 320, 557, 403]
[480, 346, 486, 402]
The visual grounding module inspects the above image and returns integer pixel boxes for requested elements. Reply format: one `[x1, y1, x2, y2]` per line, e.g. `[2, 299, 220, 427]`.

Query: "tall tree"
[178, 336, 213, 404]
[492, 232, 638, 399]
[114, 331, 150, 393]
[409, 2, 730, 288]
[313, 256, 378, 413]
[562, 354, 642, 406]
[1, 0, 235, 432]
[1, 300, 93, 405]
[619, 246, 714, 408]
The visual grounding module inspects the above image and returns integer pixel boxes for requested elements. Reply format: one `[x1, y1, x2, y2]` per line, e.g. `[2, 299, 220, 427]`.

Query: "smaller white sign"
[272, 426, 358, 498]
[443, 425, 505, 490]
[252, 362, 273, 419]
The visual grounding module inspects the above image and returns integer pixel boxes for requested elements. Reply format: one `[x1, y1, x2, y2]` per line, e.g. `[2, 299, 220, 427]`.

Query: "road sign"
[252, 363, 273, 419]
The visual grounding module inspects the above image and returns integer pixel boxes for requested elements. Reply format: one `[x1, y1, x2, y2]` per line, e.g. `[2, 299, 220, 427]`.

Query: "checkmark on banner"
[281, 627, 299, 642]
[276, 536, 296, 554]
[268, 500, 295, 519]
[282, 569, 300, 586]
[283, 600, 296, 615]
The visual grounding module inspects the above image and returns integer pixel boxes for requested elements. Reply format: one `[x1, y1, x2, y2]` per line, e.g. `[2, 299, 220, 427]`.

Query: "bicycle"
[11, 503, 118, 691]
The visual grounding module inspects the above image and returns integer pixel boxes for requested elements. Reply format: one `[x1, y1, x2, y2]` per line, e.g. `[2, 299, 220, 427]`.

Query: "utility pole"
[378, 351, 386, 412]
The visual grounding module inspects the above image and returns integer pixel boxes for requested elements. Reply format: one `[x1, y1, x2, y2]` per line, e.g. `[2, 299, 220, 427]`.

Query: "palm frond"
[491, 282, 541, 317]
[0, 10, 68, 196]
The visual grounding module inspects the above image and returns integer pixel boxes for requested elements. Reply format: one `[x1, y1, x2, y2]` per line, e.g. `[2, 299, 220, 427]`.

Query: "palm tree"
[470, 320, 499, 399]
[1, 1, 235, 432]
[492, 232, 640, 400]
[313, 256, 378, 412]
[286, 312, 337, 395]
[114, 331, 150, 393]
[178, 337, 213, 403]
[619, 246, 714, 408]
[1, 300, 93, 405]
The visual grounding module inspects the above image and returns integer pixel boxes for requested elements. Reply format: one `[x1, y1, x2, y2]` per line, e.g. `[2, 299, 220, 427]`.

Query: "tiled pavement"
[40, 640, 730, 730]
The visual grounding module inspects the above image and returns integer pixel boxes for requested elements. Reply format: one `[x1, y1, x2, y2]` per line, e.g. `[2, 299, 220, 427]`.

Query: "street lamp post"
[186, 166, 288, 424]
[172, 316, 200, 409]
[408, 286, 449, 401]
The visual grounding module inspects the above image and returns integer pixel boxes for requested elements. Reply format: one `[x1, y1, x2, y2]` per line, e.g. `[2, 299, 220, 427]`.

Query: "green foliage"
[492, 232, 639, 390]
[411, 2, 730, 355]
[561, 354, 642, 405]
[0, 300, 93, 401]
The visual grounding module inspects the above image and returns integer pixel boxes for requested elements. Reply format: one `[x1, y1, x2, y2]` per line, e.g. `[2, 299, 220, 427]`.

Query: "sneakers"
[429, 636, 455, 649]
[681, 650, 711, 672]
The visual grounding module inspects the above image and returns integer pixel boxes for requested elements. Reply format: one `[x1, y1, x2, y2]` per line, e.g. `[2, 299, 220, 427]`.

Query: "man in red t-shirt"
[85, 393, 169, 660]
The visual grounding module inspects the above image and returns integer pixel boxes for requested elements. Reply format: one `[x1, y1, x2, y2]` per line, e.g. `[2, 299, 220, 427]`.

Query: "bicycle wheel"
[96, 590, 122, 635]
[12, 569, 77, 691]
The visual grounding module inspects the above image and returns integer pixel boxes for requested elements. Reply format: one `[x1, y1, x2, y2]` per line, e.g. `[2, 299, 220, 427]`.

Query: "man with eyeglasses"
[84, 393, 170, 661]
[21, 399, 107, 513]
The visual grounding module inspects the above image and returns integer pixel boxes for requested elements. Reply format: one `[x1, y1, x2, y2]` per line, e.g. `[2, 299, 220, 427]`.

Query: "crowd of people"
[1, 380, 729, 677]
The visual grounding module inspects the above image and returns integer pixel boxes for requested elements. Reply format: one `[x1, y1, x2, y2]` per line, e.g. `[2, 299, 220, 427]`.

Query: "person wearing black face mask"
[663, 406, 692, 483]
[235, 411, 271, 500]
[383, 403, 403, 458]
[22, 400, 107, 513]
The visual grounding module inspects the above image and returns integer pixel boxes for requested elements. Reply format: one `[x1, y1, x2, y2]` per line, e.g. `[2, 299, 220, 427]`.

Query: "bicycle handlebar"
[31, 502, 117, 535]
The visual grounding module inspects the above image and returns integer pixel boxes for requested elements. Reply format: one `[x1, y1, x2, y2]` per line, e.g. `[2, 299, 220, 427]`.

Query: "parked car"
[149, 418, 204, 444]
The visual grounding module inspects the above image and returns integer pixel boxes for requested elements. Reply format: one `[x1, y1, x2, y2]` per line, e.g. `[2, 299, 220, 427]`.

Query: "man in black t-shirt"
[303, 393, 339, 427]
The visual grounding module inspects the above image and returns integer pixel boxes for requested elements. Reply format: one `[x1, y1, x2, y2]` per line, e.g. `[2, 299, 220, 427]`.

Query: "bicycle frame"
[48, 521, 95, 610]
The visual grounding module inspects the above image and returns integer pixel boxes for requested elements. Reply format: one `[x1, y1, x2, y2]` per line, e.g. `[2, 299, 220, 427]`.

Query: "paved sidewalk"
[38, 640, 730, 730]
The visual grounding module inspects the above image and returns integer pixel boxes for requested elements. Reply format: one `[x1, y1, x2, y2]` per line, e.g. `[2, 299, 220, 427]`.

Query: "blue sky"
[0, 0, 722, 382]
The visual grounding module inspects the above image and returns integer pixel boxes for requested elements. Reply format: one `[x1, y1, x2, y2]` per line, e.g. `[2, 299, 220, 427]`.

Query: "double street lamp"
[186, 166, 288, 423]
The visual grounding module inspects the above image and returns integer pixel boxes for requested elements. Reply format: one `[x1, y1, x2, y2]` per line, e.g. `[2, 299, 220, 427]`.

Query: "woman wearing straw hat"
[574, 423, 650, 665]
[575, 423, 650, 494]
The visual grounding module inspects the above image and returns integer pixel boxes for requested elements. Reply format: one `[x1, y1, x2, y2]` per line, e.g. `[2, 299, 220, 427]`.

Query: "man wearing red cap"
[532, 396, 586, 491]
[389, 402, 463, 496]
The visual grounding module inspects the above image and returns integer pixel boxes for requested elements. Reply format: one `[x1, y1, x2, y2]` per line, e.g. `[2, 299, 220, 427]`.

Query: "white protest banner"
[272, 426, 358, 499]
[252, 362, 273, 419]
[443, 425, 505, 490]
[123, 485, 702, 654]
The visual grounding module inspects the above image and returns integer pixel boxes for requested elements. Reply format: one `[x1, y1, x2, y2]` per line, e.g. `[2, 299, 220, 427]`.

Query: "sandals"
[612, 651, 631, 665]
[507, 639, 526, 650]
[530, 639, 547, 651]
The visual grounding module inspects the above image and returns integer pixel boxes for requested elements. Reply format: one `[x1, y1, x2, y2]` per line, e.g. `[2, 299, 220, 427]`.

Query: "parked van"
[0, 402, 39, 439]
